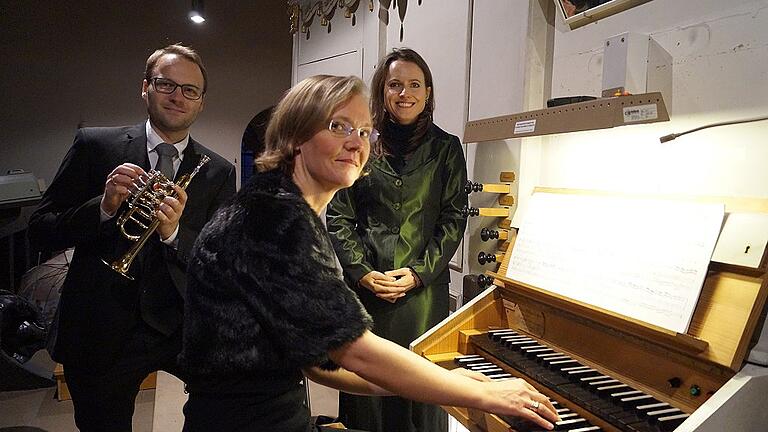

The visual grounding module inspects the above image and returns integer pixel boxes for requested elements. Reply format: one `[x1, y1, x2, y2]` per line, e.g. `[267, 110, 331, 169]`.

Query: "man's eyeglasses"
[328, 119, 379, 144]
[149, 77, 204, 100]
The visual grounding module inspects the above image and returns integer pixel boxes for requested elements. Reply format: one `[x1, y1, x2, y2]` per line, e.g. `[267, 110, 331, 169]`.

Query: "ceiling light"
[189, 0, 205, 24]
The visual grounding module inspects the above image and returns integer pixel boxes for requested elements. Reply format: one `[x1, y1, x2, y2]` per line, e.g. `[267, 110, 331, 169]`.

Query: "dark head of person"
[145, 44, 208, 95]
[241, 106, 275, 184]
[255, 74, 380, 178]
[370, 47, 435, 153]
[141, 44, 207, 144]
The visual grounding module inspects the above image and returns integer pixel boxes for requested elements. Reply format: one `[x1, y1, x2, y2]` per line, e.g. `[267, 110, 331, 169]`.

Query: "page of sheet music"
[506, 192, 725, 333]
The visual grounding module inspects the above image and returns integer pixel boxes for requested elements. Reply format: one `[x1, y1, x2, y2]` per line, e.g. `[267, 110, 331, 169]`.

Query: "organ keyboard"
[412, 189, 768, 432]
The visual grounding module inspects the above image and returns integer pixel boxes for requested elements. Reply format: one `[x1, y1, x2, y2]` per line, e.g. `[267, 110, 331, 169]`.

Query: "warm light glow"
[189, 13, 205, 24]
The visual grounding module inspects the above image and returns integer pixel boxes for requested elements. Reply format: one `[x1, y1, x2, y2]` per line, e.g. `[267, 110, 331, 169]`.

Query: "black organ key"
[561, 365, 592, 372]
[619, 393, 654, 407]
[521, 344, 549, 352]
[498, 333, 528, 339]
[548, 359, 580, 369]
[646, 407, 682, 420]
[454, 354, 483, 365]
[488, 330, 518, 340]
[501, 334, 532, 340]
[467, 366, 499, 373]
[610, 389, 643, 399]
[554, 417, 590, 430]
[474, 367, 504, 374]
[569, 372, 605, 384]
[538, 352, 567, 361]
[464, 360, 493, 366]
[500, 338, 535, 349]
[525, 348, 555, 356]
[567, 369, 600, 378]
[541, 356, 571, 366]
[466, 365, 505, 373]
[636, 402, 669, 415]
[470, 368, 504, 375]
[587, 379, 621, 390]
[656, 413, 690, 431]
[595, 383, 629, 395]
[508, 340, 541, 349]
[466, 363, 498, 369]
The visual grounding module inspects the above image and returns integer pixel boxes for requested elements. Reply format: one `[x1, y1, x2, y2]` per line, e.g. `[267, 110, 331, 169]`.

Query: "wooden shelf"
[562, 0, 653, 30]
[463, 92, 669, 143]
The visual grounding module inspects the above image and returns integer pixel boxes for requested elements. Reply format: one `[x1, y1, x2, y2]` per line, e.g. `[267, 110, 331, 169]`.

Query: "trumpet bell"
[102, 258, 135, 280]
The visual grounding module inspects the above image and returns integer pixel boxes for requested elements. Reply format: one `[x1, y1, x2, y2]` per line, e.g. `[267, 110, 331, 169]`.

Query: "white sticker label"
[514, 119, 536, 134]
[623, 104, 658, 123]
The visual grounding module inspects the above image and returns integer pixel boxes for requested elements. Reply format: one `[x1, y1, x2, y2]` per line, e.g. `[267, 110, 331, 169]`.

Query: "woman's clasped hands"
[359, 268, 420, 303]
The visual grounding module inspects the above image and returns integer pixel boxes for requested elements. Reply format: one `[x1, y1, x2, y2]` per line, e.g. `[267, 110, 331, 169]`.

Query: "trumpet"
[103, 155, 210, 279]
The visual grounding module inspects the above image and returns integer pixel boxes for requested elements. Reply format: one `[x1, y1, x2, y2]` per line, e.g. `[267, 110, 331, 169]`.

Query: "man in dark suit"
[28, 44, 236, 431]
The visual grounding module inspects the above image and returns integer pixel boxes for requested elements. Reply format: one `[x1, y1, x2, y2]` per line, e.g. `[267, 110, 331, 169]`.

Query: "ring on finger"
[528, 400, 540, 410]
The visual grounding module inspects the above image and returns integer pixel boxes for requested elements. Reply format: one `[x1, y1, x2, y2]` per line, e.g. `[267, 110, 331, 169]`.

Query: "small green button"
[689, 385, 701, 396]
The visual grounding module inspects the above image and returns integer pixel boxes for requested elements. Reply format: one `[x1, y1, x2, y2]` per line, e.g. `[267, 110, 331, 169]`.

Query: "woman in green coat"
[327, 48, 468, 432]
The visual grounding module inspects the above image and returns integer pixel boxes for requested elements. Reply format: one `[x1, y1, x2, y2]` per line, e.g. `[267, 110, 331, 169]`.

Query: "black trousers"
[183, 387, 371, 432]
[64, 324, 181, 432]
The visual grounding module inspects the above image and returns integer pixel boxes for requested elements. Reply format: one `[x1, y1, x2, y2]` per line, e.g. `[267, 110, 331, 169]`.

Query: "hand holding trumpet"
[102, 155, 208, 279]
[101, 163, 188, 240]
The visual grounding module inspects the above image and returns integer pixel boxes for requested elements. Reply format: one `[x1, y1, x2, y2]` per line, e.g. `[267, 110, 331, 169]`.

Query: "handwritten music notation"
[506, 193, 724, 333]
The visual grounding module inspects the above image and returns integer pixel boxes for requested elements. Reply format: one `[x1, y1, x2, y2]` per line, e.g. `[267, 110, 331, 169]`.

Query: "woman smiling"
[180, 74, 557, 432]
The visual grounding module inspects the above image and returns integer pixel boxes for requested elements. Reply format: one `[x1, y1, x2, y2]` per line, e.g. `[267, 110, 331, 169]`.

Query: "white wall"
[540, 0, 768, 199]
[294, 6, 367, 82]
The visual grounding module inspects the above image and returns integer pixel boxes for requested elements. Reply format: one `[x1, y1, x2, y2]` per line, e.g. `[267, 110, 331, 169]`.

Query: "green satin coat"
[327, 124, 468, 343]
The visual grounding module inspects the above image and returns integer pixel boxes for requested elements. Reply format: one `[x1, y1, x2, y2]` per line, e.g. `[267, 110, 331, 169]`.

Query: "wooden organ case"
[412, 189, 768, 432]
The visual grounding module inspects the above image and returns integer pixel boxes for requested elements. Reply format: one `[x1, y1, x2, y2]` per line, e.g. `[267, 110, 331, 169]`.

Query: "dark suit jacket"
[28, 123, 236, 372]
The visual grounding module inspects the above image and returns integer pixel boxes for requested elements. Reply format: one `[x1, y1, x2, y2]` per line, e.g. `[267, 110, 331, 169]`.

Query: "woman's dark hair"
[370, 48, 434, 151]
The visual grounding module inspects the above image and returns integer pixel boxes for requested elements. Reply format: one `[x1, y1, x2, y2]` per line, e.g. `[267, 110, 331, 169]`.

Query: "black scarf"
[383, 120, 418, 174]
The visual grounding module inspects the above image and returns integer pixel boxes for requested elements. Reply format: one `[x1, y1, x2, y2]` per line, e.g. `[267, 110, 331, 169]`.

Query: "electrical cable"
[659, 115, 768, 143]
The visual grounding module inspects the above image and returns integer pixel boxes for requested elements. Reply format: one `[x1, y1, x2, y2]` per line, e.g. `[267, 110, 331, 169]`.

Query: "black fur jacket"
[179, 169, 372, 380]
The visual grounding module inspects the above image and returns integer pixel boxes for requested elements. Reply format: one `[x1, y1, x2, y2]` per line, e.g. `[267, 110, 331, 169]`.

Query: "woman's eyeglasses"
[328, 119, 379, 144]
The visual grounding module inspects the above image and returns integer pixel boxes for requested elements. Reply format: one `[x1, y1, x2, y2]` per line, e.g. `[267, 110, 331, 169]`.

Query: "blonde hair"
[256, 75, 369, 174]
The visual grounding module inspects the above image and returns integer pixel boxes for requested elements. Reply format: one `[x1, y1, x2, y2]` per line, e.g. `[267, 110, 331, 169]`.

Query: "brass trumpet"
[103, 155, 210, 279]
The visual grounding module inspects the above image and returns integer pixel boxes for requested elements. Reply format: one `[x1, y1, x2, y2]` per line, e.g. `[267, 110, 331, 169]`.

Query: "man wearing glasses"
[29, 44, 235, 431]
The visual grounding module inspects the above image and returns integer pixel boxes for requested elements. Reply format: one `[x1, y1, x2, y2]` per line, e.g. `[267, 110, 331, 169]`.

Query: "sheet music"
[506, 192, 724, 333]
